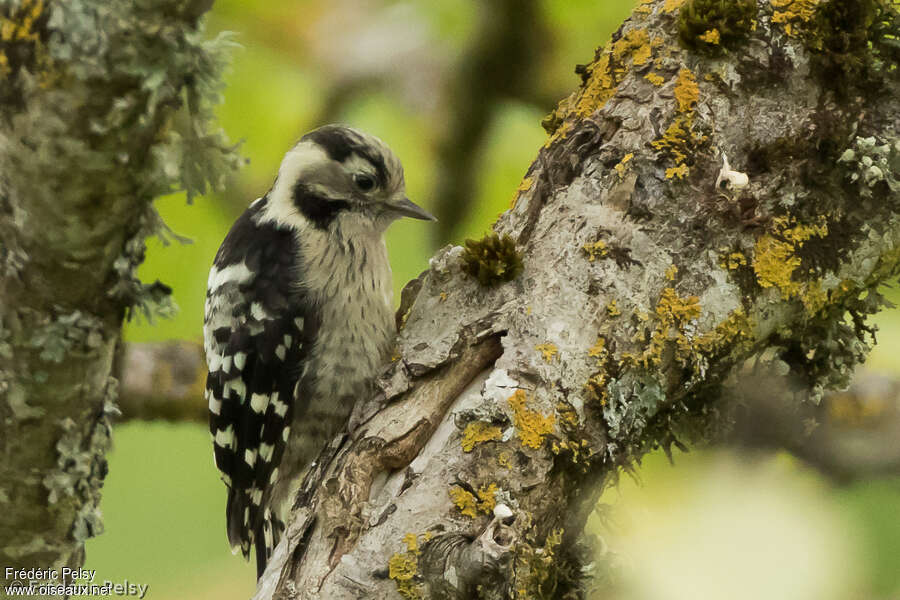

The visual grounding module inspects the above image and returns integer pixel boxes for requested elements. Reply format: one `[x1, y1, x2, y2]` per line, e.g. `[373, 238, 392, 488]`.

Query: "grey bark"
[0, 0, 236, 583]
[254, 1, 900, 598]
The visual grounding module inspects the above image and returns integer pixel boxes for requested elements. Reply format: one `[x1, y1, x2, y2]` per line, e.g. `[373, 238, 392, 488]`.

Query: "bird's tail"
[227, 489, 284, 579]
[253, 507, 285, 579]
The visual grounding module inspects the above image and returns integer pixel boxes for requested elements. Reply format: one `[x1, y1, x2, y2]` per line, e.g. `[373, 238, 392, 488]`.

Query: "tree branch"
[0, 0, 236, 577]
[253, 0, 900, 597]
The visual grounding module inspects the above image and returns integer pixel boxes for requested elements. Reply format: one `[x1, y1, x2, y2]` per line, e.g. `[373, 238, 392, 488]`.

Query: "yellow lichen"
[699, 28, 722, 44]
[439, 291, 448, 302]
[573, 54, 617, 119]
[551, 439, 593, 466]
[719, 251, 749, 270]
[615, 152, 635, 177]
[666, 264, 678, 281]
[0, 0, 43, 43]
[652, 116, 698, 165]
[498, 451, 512, 469]
[612, 28, 653, 65]
[508, 390, 555, 449]
[556, 401, 580, 428]
[450, 484, 497, 518]
[583, 240, 609, 262]
[389, 533, 423, 599]
[666, 164, 690, 179]
[449, 486, 479, 518]
[606, 300, 622, 317]
[653, 68, 705, 180]
[644, 71, 665, 86]
[664, 0, 687, 13]
[636, 0, 654, 15]
[657, 287, 702, 324]
[511, 176, 535, 209]
[461, 421, 502, 452]
[513, 528, 565, 599]
[696, 308, 756, 355]
[623, 287, 702, 369]
[753, 216, 828, 304]
[585, 372, 609, 405]
[0, 0, 50, 80]
[770, 0, 821, 35]
[588, 337, 608, 360]
[674, 68, 700, 113]
[535, 343, 558, 362]
[801, 278, 828, 315]
[477, 484, 498, 513]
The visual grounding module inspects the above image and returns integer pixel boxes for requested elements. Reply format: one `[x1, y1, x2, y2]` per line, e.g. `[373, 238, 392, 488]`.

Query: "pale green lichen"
[27, 310, 104, 363]
[838, 135, 900, 196]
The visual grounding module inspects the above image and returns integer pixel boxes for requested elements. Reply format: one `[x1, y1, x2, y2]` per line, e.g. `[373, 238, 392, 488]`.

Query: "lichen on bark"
[0, 0, 238, 575]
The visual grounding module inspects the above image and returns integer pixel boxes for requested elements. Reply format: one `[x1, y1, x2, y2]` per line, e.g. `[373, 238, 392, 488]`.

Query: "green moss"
[678, 0, 757, 54]
[802, 0, 900, 97]
[461, 233, 524, 287]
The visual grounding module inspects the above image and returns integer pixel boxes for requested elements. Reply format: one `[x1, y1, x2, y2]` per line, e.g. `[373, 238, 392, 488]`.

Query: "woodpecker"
[203, 124, 435, 577]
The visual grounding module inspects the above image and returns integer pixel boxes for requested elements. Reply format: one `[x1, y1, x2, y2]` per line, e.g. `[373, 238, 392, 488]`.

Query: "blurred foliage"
[86, 1, 900, 598]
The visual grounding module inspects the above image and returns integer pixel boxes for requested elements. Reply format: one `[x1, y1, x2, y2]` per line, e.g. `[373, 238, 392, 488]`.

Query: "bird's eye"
[353, 173, 376, 192]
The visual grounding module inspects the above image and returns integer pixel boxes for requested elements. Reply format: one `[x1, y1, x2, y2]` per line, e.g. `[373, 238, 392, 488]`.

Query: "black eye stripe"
[301, 125, 389, 189]
[292, 182, 349, 230]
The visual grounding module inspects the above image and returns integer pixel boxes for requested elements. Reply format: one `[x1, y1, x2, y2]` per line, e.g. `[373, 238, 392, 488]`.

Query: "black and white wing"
[203, 197, 306, 574]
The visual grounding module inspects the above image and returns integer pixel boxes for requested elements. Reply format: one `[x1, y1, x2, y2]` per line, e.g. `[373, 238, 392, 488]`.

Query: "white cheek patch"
[262, 143, 331, 229]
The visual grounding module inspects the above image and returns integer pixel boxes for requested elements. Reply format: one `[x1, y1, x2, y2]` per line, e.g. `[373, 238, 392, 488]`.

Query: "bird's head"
[264, 124, 435, 233]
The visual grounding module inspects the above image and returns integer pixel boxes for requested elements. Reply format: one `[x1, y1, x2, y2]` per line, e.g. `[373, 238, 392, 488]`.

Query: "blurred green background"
[83, 1, 900, 599]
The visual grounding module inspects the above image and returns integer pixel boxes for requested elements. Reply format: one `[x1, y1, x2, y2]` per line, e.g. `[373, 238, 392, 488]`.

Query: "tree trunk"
[0, 0, 236, 584]
[255, 1, 900, 598]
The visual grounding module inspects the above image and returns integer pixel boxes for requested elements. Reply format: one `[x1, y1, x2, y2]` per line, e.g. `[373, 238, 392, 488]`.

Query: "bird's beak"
[387, 197, 437, 221]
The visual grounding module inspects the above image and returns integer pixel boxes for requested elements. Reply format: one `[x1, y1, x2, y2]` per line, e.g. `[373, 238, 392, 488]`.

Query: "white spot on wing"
[251, 302, 268, 321]
[250, 393, 268, 413]
[260, 443, 274, 462]
[214, 425, 234, 448]
[273, 397, 289, 418]
[244, 449, 257, 467]
[209, 394, 222, 415]
[275, 345, 286, 360]
[234, 352, 247, 371]
[226, 378, 246, 402]
[208, 262, 254, 291]
[207, 352, 223, 373]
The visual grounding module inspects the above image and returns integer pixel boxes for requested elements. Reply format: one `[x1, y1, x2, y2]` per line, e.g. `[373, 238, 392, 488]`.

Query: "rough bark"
[255, 1, 900, 598]
[0, 0, 236, 582]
